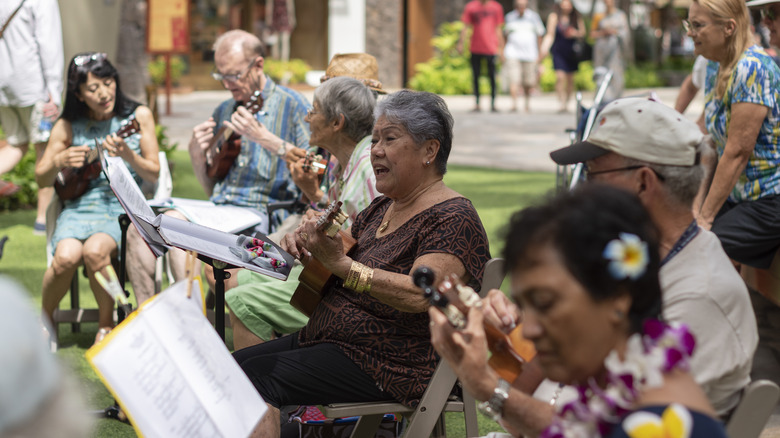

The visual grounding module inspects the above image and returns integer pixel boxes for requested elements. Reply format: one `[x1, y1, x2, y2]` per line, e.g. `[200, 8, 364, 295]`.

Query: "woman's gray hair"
[623, 136, 712, 207]
[314, 76, 377, 143]
[374, 90, 453, 175]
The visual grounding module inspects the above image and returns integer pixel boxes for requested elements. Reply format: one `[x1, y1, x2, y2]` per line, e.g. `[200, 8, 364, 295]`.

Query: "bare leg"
[523, 85, 533, 112]
[555, 70, 568, 112]
[509, 81, 519, 112]
[204, 264, 240, 292]
[250, 405, 280, 438]
[564, 72, 575, 109]
[82, 233, 119, 330]
[42, 238, 84, 324]
[34, 142, 53, 225]
[0, 141, 27, 175]
[126, 224, 159, 305]
[229, 307, 266, 350]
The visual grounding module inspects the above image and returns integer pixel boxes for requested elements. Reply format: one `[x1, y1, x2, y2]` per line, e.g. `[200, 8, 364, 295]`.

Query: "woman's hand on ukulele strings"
[482, 289, 522, 334]
[56, 145, 90, 169]
[104, 134, 133, 160]
[289, 157, 320, 201]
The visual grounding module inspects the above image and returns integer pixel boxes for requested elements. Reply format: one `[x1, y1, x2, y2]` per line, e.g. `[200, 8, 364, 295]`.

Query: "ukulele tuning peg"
[413, 266, 436, 297]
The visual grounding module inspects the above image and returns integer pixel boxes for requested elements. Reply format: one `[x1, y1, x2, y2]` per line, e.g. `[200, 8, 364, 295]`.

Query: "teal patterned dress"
[50, 115, 142, 254]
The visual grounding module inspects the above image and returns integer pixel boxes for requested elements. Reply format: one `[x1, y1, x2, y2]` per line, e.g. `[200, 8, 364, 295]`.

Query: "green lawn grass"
[0, 149, 554, 437]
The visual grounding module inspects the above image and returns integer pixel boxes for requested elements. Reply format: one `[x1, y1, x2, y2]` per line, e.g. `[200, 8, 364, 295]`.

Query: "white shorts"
[505, 59, 537, 88]
[0, 102, 51, 146]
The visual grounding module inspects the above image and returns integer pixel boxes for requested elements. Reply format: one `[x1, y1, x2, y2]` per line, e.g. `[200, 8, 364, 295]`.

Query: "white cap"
[746, 0, 780, 8]
[550, 98, 704, 166]
[0, 276, 60, 433]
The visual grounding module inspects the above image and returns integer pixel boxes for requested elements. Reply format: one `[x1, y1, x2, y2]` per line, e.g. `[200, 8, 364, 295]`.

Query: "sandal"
[94, 327, 112, 345]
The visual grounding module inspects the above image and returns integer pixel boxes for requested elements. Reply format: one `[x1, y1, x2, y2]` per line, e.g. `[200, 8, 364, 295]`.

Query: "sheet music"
[150, 215, 292, 280]
[148, 197, 267, 234]
[104, 159, 167, 257]
[87, 281, 267, 438]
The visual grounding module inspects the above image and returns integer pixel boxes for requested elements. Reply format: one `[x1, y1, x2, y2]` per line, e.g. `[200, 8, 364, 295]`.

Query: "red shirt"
[461, 0, 504, 55]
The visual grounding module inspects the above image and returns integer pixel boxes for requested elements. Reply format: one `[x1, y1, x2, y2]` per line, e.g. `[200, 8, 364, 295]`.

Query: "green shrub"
[409, 21, 500, 95]
[0, 148, 38, 210]
[625, 64, 664, 89]
[156, 125, 179, 163]
[538, 57, 596, 93]
[148, 55, 187, 86]
[263, 58, 310, 85]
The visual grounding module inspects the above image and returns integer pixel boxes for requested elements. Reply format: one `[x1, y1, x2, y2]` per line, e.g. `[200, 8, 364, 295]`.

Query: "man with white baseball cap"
[550, 97, 758, 417]
[748, 0, 780, 48]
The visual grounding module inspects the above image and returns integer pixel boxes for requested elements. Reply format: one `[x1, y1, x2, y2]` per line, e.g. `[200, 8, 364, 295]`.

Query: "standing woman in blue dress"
[36, 52, 159, 345]
[542, 0, 586, 113]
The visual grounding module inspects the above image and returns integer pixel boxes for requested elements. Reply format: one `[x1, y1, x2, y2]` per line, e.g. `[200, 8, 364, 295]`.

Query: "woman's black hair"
[554, 0, 582, 29]
[502, 184, 662, 333]
[60, 52, 139, 122]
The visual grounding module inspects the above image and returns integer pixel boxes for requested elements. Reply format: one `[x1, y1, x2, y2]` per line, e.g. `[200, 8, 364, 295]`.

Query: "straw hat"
[320, 53, 385, 94]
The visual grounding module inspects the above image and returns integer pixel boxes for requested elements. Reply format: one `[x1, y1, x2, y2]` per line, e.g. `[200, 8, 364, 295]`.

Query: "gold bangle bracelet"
[344, 261, 361, 290]
[356, 264, 369, 293]
[362, 266, 374, 294]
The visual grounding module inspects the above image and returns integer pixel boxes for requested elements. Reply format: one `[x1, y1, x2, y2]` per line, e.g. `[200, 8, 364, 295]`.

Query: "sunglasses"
[74, 52, 107, 67]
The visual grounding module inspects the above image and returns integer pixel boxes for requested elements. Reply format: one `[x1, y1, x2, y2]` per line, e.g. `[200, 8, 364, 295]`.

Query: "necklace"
[378, 181, 441, 233]
[378, 203, 395, 233]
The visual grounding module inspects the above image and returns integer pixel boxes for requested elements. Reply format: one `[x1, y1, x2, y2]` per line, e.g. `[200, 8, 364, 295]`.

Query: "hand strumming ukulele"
[205, 90, 265, 180]
[290, 201, 357, 317]
[54, 116, 140, 201]
[414, 267, 537, 385]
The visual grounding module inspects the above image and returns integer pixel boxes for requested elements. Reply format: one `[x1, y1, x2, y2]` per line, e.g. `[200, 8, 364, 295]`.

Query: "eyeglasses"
[74, 52, 107, 67]
[585, 165, 666, 181]
[682, 19, 712, 34]
[761, 7, 780, 21]
[306, 107, 319, 118]
[211, 57, 258, 82]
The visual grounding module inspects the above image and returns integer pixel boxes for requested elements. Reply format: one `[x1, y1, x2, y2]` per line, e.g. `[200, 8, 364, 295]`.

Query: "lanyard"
[660, 220, 700, 266]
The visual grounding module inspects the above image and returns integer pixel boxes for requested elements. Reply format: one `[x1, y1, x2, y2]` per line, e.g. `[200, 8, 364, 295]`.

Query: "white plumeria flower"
[603, 233, 649, 280]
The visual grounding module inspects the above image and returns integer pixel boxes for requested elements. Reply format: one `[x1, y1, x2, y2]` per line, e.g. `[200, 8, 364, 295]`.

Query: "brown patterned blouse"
[298, 196, 491, 407]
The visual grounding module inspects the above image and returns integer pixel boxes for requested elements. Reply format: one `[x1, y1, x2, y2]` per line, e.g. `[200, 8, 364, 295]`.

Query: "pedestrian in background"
[0, 0, 64, 235]
[541, 0, 585, 113]
[503, 0, 545, 113]
[459, 0, 505, 113]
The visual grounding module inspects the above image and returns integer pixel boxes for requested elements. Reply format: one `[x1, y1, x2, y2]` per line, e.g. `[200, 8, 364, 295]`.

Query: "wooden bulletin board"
[147, 0, 190, 54]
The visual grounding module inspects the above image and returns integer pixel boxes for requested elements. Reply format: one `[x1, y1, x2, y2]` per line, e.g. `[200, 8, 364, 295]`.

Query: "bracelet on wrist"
[478, 378, 511, 422]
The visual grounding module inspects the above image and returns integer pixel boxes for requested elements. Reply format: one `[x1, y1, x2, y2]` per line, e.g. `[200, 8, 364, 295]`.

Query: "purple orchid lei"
[540, 319, 695, 438]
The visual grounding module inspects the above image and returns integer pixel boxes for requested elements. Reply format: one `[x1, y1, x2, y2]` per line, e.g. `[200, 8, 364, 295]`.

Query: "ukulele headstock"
[413, 268, 480, 329]
[316, 201, 348, 238]
[302, 151, 327, 175]
[116, 116, 140, 138]
[245, 91, 265, 115]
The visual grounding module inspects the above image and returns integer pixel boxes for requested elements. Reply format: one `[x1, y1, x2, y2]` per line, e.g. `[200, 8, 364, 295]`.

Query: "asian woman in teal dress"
[36, 52, 159, 345]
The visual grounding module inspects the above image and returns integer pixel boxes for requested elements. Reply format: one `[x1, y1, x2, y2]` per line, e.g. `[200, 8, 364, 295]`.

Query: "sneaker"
[0, 180, 20, 198]
[33, 221, 45, 236]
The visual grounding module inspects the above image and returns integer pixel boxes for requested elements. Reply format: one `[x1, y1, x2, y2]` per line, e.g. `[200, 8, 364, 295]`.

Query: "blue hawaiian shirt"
[704, 45, 780, 202]
[210, 76, 311, 220]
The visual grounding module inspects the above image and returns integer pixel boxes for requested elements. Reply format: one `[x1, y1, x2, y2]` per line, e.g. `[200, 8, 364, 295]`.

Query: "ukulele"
[54, 116, 141, 201]
[290, 201, 357, 317]
[301, 151, 328, 176]
[414, 267, 537, 385]
[205, 90, 265, 180]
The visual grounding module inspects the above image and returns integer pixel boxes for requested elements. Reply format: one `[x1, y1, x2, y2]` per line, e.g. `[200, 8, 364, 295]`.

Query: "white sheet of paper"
[150, 197, 267, 234]
[88, 281, 267, 438]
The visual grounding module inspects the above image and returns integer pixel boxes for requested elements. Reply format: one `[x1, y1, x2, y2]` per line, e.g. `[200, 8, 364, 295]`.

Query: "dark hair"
[374, 89, 453, 175]
[61, 52, 139, 122]
[502, 184, 662, 333]
[554, 0, 581, 29]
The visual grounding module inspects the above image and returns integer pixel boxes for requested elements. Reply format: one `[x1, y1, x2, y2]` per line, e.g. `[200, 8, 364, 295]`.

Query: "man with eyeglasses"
[549, 98, 757, 417]
[748, 0, 780, 48]
[126, 29, 311, 304]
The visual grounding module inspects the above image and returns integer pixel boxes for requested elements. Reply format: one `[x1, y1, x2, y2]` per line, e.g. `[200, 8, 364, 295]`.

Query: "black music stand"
[95, 214, 134, 421]
[197, 256, 235, 341]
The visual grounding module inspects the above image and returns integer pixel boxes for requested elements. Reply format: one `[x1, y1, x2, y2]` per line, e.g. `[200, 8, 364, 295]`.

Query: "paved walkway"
[158, 86, 705, 173]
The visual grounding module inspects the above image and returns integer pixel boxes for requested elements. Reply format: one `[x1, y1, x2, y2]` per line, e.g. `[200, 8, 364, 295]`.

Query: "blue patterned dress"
[704, 45, 780, 202]
[50, 115, 142, 253]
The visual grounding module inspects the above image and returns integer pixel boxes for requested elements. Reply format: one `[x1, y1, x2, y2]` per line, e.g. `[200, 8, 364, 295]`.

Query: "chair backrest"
[726, 379, 780, 438]
[481, 258, 505, 295]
